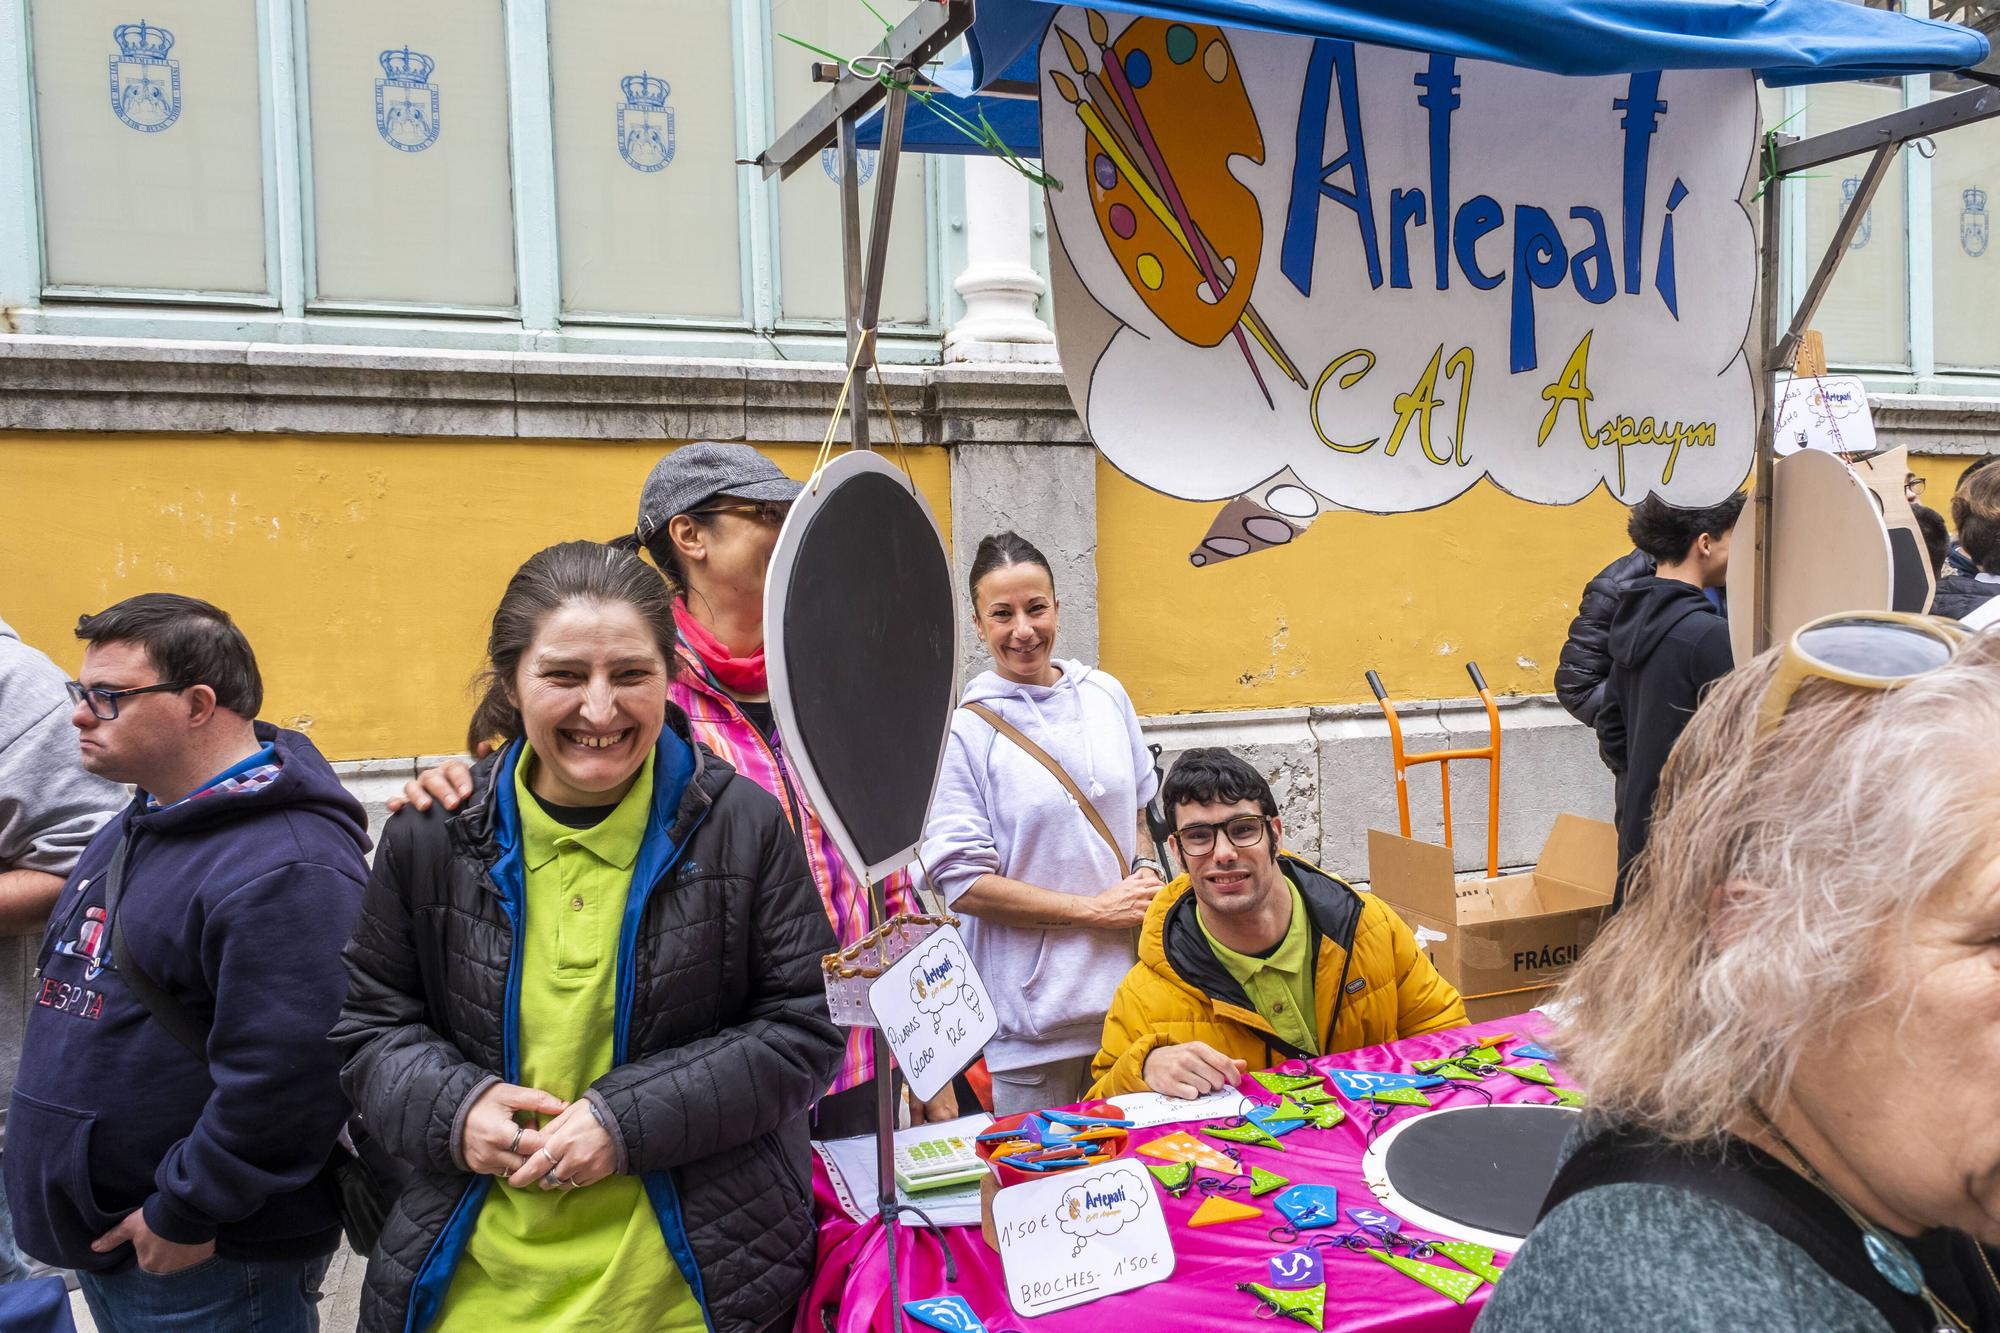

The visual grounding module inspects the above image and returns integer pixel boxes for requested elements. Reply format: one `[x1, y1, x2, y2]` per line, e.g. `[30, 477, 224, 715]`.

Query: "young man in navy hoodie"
[1597, 493, 1746, 911]
[6, 595, 368, 1331]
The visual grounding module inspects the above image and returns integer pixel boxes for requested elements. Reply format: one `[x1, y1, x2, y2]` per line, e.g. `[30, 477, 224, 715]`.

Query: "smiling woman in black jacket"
[334, 542, 840, 1333]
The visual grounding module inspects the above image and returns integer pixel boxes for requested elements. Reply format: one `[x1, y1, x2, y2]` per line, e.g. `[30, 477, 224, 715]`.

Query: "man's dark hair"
[1951, 463, 2000, 573]
[1911, 502, 1951, 578]
[1160, 748, 1278, 827]
[967, 531, 1053, 606]
[1625, 492, 1747, 564]
[1953, 453, 2000, 496]
[75, 593, 263, 717]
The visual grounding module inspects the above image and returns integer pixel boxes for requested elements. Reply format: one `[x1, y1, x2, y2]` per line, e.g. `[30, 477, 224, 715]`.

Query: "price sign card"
[990, 1160, 1176, 1317]
[867, 925, 997, 1102]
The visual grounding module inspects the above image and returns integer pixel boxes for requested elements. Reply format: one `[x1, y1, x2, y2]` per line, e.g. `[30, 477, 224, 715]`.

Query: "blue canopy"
[859, 0, 1987, 153]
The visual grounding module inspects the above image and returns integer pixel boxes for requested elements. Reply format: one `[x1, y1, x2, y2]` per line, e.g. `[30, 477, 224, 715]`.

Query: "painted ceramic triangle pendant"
[1239, 1280, 1326, 1330]
[1204, 1120, 1284, 1150]
[1551, 1086, 1587, 1108]
[1188, 1194, 1262, 1227]
[1248, 1165, 1290, 1196]
[1369, 1249, 1484, 1303]
[1367, 1086, 1433, 1107]
[1250, 1070, 1325, 1095]
[1300, 1103, 1347, 1129]
[1501, 1060, 1555, 1085]
[1146, 1161, 1194, 1197]
[1431, 1240, 1505, 1283]
[1246, 1101, 1308, 1137]
[1288, 1084, 1339, 1104]
[903, 1296, 990, 1333]
[1137, 1130, 1241, 1174]
[1510, 1042, 1557, 1062]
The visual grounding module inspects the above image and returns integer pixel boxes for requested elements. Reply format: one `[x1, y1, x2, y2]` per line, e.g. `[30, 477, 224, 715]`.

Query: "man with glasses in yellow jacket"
[1088, 749, 1466, 1100]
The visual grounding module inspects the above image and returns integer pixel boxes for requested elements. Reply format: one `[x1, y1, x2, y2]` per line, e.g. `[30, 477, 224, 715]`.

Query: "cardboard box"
[1367, 814, 1617, 1023]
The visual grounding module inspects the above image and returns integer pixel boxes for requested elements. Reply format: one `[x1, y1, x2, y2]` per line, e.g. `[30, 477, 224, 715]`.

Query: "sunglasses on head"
[1756, 611, 1969, 739]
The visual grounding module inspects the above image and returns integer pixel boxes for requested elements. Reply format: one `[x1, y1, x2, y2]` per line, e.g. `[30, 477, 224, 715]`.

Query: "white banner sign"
[867, 925, 996, 1102]
[991, 1160, 1176, 1316]
[1773, 375, 1879, 456]
[1041, 12, 1757, 517]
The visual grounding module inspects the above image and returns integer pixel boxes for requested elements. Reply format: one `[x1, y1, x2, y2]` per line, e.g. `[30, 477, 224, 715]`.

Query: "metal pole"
[836, 117, 872, 452]
[1752, 175, 1784, 657]
[1771, 144, 1896, 371]
[858, 83, 910, 340]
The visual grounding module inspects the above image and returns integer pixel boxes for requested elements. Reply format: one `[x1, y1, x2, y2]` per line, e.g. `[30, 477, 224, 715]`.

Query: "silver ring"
[507, 1125, 525, 1155]
[538, 1147, 561, 1167]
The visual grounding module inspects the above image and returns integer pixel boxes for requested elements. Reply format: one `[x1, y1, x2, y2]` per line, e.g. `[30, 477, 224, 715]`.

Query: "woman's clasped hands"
[462, 1080, 620, 1192]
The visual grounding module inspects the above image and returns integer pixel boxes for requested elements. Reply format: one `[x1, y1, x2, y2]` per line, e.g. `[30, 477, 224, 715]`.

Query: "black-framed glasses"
[690, 500, 789, 526]
[65, 679, 192, 721]
[1172, 814, 1271, 858]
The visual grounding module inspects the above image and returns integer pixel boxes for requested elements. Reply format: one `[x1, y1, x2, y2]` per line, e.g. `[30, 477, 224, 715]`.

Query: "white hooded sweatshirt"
[919, 659, 1158, 1073]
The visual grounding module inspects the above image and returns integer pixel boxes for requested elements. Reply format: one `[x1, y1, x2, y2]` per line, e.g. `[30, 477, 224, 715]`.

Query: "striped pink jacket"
[671, 640, 914, 1097]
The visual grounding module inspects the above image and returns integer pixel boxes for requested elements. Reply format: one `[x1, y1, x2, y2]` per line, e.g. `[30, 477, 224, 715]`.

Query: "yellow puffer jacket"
[1087, 854, 1467, 1098]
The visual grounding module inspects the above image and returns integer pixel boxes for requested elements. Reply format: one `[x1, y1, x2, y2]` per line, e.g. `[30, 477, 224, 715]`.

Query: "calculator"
[893, 1134, 989, 1194]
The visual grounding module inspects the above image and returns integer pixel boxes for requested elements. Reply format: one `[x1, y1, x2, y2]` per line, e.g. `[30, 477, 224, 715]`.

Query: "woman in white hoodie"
[919, 533, 1165, 1115]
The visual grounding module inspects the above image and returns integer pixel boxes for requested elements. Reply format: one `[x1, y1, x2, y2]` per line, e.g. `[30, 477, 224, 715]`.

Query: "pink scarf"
[675, 602, 768, 695]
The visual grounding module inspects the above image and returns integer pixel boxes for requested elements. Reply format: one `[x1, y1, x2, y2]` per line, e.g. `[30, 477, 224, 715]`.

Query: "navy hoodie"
[1597, 577, 1733, 910]
[6, 724, 369, 1271]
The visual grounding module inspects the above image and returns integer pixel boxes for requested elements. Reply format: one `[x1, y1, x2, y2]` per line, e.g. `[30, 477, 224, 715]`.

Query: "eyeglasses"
[1172, 814, 1272, 858]
[1755, 611, 1967, 739]
[1904, 475, 1927, 497]
[66, 679, 192, 721]
[689, 500, 789, 526]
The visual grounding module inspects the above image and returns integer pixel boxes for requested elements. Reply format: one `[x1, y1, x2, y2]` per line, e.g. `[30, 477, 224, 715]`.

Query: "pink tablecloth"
[797, 1014, 1565, 1333]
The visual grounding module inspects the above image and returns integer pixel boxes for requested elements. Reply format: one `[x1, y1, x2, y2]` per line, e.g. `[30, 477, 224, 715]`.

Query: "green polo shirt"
[1197, 880, 1319, 1057]
[439, 748, 703, 1332]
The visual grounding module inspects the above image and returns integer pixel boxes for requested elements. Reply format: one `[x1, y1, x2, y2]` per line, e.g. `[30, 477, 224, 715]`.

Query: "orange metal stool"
[1364, 662, 1502, 878]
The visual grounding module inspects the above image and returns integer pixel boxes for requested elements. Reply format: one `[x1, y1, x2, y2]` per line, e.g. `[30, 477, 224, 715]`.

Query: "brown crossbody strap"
[962, 701, 1129, 878]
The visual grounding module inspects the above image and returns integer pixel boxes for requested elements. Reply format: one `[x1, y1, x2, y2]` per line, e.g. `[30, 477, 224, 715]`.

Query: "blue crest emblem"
[1962, 187, 1988, 259]
[108, 21, 180, 132]
[617, 71, 675, 173]
[375, 46, 439, 152]
[1842, 176, 1873, 250]
[820, 145, 877, 186]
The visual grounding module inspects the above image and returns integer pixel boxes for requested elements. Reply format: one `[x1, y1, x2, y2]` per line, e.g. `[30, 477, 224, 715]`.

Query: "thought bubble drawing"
[1057, 1165, 1147, 1257]
[1042, 12, 1757, 530]
[909, 936, 982, 1032]
[1807, 380, 1865, 428]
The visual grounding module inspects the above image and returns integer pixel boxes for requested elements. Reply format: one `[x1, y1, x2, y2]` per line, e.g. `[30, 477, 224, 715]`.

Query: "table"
[796, 1014, 1567, 1333]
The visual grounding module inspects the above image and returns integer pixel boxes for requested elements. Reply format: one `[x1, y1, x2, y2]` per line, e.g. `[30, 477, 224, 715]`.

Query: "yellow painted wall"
[0, 433, 950, 760]
[1096, 463, 1643, 714]
[1096, 453, 1992, 714]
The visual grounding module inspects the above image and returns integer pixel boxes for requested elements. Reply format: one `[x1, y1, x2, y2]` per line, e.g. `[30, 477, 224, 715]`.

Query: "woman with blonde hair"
[1477, 616, 2000, 1333]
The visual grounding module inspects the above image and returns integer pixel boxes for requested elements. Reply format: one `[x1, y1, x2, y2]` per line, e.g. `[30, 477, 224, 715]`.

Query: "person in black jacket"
[1930, 462, 2000, 621]
[334, 542, 840, 1333]
[1553, 549, 1655, 728]
[7, 594, 367, 1331]
[1598, 492, 1745, 910]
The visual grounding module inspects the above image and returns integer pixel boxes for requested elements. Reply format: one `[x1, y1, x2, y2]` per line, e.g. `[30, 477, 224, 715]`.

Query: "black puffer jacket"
[333, 715, 841, 1333]
[1554, 549, 1655, 726]
[1930, 572, 2000, 621]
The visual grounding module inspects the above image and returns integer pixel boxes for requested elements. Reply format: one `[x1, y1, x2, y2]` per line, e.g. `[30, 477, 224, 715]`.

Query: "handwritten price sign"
[867, 925, 997, 1102]
[991, 1161, 1177, 1317]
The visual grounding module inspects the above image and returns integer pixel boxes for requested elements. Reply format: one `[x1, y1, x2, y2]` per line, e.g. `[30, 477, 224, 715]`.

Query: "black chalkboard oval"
[1381, 1103, 1579, 1240]
[764, 451, 958, 883]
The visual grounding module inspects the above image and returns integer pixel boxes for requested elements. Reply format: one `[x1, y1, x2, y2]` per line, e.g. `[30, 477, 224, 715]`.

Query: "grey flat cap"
[635, 442, 803, 544]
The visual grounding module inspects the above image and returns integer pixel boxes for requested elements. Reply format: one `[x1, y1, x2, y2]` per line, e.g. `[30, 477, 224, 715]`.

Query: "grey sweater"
[0, 616, 128, 1143]
[1473, 1182, 1894, 1332]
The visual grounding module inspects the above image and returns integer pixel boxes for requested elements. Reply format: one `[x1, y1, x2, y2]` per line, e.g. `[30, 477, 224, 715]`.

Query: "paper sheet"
[813, 1112, 994, 1229]
[1106, 1087, 1253, 1128]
